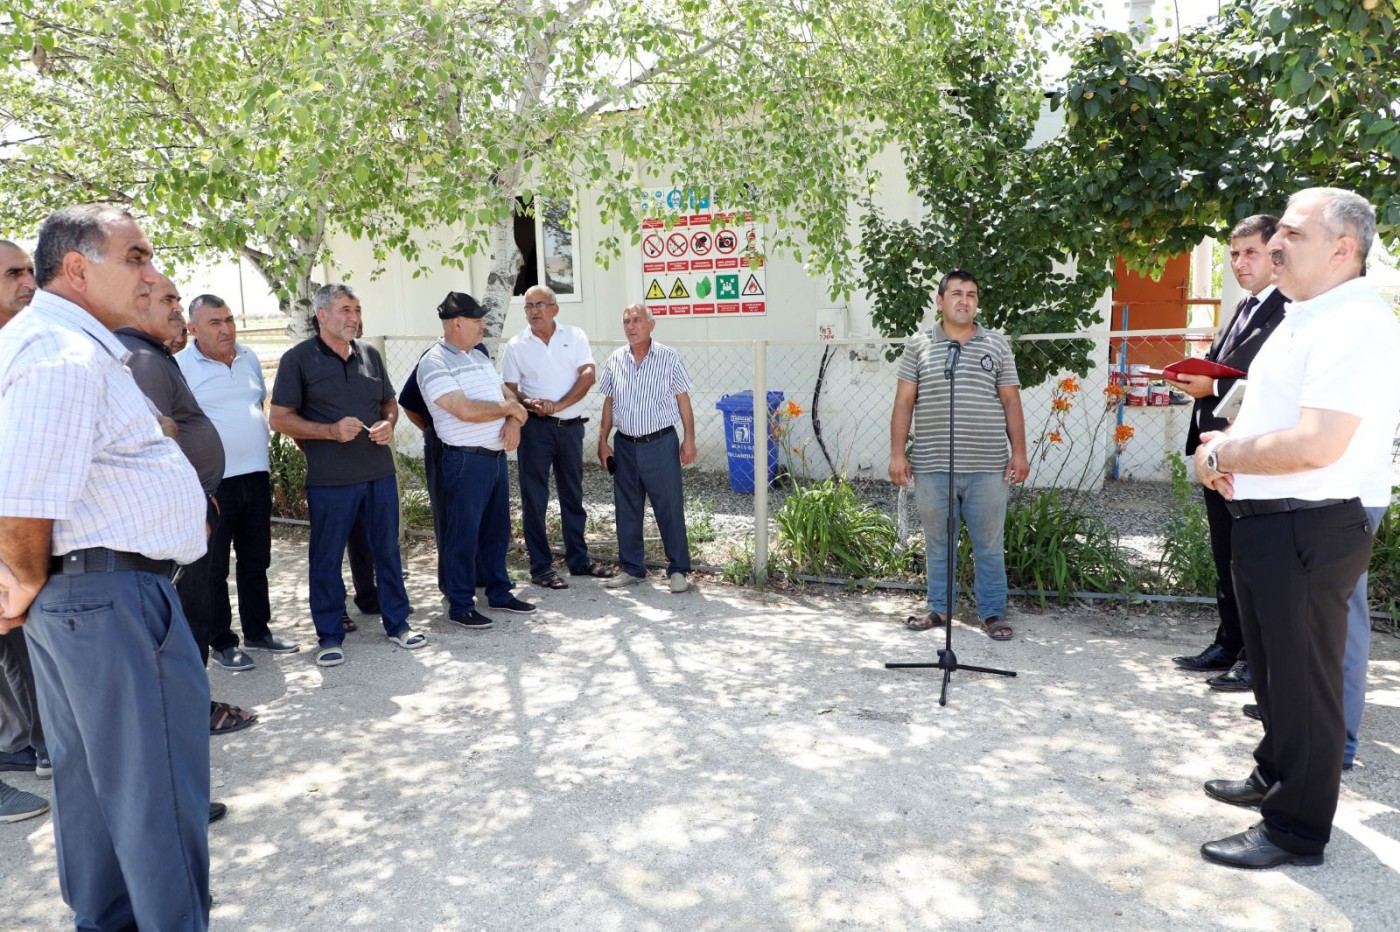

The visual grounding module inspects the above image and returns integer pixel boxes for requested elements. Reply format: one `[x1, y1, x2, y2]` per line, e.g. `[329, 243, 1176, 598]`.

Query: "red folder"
[1140, 358, 1245, 380]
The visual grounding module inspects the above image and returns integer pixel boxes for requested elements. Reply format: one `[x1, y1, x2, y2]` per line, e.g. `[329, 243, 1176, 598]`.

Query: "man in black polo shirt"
[269, 284, 426, 667]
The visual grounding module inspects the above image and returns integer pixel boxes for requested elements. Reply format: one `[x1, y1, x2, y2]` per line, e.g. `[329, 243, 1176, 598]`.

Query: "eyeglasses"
[523, 301, 555, 310]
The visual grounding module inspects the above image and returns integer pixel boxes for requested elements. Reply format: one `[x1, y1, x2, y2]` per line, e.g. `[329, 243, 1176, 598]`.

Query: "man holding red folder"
[1167, 215, 1286, 693]
[1193, 187, 1400, 868]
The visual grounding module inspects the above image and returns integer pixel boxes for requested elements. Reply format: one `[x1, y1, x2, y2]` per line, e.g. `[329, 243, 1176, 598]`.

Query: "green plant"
[720, 541, 757, 585]
[685, 495, 718, 544]
[775, 477, 910, 579]
[1156, 452, 1217, 595]
[995, 488, 1137, 605]
[1371, 496, 1400, 631]
[268, 433, 308, 520]
[400, 488, 434, 531]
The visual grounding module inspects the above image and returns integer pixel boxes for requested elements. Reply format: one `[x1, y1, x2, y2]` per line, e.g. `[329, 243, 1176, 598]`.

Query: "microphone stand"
[886, 338, 1017, 705]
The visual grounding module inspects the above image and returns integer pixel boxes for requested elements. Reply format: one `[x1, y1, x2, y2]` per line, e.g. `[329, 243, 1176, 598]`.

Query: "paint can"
[1126, 366, 1150, 406]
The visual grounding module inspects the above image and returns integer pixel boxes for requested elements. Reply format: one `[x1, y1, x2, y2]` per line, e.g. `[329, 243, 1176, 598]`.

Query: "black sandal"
[533, 572, 569, 590]
[570, 562, 612, 578]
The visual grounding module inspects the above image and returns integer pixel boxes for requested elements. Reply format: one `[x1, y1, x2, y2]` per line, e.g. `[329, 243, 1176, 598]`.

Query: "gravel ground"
[4, 531, 1399, 931]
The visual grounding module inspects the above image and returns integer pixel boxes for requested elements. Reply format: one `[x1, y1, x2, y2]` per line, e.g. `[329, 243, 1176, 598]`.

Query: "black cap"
[437, 291, 485, 319]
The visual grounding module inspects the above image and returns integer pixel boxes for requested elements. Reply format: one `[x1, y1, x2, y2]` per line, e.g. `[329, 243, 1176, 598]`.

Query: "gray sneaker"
[669, 572, 689, 593]
[603, 572, 644, 589]
[0, 781, 49, 823]
[211, 645, 255, 671]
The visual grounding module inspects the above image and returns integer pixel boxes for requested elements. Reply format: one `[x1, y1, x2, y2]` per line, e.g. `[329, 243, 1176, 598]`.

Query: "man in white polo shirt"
[178, 294, 300, 669]
[417, 292, 535, 628]
[1195, 187, 1400, 869]
[501, 284, 610, 589]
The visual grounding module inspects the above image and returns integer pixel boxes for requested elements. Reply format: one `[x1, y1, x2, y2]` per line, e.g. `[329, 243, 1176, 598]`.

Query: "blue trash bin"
[715, 391, 784, 494]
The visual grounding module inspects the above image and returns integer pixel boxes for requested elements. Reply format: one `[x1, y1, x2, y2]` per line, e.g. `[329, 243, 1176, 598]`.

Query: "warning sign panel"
[638, 207, 765, 318]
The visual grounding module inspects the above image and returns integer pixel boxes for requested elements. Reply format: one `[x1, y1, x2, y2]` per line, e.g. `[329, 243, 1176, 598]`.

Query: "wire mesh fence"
[360, 329, 1399, 601]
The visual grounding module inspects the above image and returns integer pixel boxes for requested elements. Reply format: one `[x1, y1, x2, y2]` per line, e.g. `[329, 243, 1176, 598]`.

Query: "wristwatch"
[1205, 443, 1229, 474]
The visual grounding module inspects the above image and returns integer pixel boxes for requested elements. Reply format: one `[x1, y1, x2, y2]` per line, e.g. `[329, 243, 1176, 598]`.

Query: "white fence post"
[753, 339, 769, 585]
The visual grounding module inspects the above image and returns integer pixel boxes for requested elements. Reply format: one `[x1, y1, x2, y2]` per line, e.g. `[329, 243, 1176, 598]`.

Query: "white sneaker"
[603, 572, 644, 589]
[669, 572, 688, 593]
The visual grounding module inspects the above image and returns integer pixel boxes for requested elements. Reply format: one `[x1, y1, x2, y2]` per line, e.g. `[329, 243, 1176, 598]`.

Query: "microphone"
[943, 341, 961, 380]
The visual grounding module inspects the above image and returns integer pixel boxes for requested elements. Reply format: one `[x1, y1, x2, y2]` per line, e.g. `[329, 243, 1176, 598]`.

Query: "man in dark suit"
[1168, 214, 1285, 691]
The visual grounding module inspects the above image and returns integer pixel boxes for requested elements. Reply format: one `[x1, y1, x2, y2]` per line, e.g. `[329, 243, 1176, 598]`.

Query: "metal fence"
[379, 327, 1393, 583]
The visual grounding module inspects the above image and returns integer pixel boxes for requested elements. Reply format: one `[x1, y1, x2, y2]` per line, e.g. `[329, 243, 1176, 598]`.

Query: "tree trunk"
[480, 213, 521, 339]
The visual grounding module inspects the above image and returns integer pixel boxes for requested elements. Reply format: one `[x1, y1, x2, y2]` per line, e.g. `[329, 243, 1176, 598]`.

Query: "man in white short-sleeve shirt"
[1195, 187, 1400, 870]
[500, 284, 609, 589]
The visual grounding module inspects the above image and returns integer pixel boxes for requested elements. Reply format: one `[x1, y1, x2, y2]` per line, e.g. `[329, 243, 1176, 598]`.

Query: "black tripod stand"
[886, 340, 1016, 705]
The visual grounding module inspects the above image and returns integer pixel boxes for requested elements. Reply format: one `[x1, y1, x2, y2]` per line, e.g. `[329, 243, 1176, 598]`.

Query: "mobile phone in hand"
[606, 456, 616, 475]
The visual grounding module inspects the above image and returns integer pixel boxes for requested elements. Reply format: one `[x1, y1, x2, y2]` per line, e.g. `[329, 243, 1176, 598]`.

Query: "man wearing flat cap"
[269, 283, 427, 667]
[416, 292, 535, 628]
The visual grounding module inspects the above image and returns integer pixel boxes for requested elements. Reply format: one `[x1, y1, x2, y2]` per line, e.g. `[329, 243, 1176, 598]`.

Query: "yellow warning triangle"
[669, 278, 690, 299]
[645, 279, 666, 300]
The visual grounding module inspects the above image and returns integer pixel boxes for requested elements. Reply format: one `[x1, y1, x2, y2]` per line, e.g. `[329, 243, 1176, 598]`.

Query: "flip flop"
[904, 612, 947, 631]
[981, 618, 1013, 641]
[210, 700, 258, 736]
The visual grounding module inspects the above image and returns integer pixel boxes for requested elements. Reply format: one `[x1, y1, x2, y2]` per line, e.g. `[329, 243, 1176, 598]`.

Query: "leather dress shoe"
[1204, 778, 1265, 809]
[1243, 703, 1262, 722]
[1172, 643, 1235, 671]
[1208, 660, 1252, 692]
[1201, 824, 1323, 869]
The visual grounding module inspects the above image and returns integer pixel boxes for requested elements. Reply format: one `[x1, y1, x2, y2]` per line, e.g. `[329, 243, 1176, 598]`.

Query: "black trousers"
[1232, 500, 1373, 855]
[175, 494, 223, 666]
[1202, 485, 1245, 658]
[205, 471, 274, 652]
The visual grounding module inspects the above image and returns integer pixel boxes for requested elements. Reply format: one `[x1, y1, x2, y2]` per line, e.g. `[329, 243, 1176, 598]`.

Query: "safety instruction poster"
[641, 211, 766, 318]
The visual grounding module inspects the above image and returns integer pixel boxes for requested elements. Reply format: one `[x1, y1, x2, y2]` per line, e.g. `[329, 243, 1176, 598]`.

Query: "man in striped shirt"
[597, 302, 697, 594]
[0, 205, 211, 929]
[417, 291, 535, 627]
[889, 270, 1028, 640]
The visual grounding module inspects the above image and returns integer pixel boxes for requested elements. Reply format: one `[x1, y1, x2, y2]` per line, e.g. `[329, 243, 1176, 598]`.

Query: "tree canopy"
[1, 0, 1014, 335]
[1050, 0, 1400, 268]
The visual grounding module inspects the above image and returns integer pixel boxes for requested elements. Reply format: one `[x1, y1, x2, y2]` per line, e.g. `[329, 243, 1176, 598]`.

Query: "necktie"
[1218, 295, 1258, 359]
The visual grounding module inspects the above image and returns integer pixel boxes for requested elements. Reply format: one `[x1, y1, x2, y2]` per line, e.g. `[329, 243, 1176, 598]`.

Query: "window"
[512, 196, 578, 300]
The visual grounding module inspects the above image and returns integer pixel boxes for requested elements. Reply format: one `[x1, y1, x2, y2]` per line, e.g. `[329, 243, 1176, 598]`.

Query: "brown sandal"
[904, 612, 947, 631]
[533, 572, 570, 590]
[981, 617, 1013, 640]
[210, 700, 258, 736]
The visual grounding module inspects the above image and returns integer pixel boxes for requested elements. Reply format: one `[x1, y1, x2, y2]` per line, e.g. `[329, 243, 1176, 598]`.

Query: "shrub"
[775, 477, 910, 579]
[1371, 497, 1399, 629]
[269, 433, 308, 520]
[1155, 452, 1217, 595]
[995, 488, 1137, 605]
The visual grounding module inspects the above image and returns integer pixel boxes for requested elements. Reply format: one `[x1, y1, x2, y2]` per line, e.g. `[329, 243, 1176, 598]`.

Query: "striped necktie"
[1217, 295, 1258, 359]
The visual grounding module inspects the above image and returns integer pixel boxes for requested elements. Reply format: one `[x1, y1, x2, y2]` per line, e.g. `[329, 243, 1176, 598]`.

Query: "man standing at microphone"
[889, 270, 1028, 639]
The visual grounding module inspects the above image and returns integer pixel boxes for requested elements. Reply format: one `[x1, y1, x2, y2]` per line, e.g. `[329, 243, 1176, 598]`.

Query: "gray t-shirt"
[271, 336, 395, 486]
[898, 322, 1019, 473]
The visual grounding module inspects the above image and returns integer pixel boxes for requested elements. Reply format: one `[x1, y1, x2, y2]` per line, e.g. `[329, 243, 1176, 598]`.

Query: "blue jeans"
[518, 417, 591, 578]
[915, 471, 1009, 620]
[613, 428, 691, 577]
[306, 476, 412, 647]
[1343, 505, 1386, 767]
[441, 447, 514, 616]
[26, 570, 210, 931]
